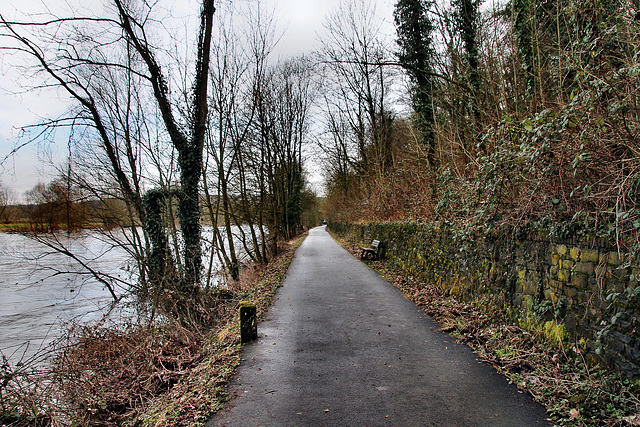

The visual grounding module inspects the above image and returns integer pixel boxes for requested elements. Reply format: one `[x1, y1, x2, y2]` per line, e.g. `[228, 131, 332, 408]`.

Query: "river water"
[0, 231, 134, 364]
[0, 227, 253, 365]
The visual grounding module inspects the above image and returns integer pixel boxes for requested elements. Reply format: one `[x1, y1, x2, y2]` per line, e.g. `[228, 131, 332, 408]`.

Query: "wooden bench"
[360, 239, 384, 260]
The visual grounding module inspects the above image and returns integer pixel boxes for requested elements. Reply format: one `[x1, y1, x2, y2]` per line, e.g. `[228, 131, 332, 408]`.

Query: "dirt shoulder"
[132, 234, 307, 426]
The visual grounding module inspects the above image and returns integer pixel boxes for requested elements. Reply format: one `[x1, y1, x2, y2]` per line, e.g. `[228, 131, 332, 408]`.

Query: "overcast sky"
[0, 0, 396, 198]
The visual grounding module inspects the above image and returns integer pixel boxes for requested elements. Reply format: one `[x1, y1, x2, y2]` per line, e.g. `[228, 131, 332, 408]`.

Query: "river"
[0, 231, 135, 364]
[0, 226, 253, 365]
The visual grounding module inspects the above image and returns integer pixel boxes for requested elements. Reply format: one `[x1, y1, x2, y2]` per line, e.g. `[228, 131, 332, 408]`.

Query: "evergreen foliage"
[394, 0, 437, 165]
[325, 0, 640, 255]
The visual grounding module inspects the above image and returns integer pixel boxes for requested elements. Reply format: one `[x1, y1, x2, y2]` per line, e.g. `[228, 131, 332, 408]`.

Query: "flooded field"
[0, 226, 255, 364]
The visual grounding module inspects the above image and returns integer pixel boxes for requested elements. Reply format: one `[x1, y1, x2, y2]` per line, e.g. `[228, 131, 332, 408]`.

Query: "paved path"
[208, 226, 549, 426]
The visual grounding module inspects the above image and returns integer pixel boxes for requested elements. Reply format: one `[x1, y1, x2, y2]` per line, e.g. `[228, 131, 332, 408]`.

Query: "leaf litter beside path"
[128, 234, 306, 426]
[1, 233, 306, 427]
[333, 234, 640, 426]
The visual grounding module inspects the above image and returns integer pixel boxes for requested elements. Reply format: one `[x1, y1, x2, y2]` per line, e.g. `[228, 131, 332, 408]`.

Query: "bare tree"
[0, 0, 215, 312]
[318, 0, 396, 178]
[0, 181, 15, 224]
[201, 5, 277, 280]
[24, 176, 86, 232]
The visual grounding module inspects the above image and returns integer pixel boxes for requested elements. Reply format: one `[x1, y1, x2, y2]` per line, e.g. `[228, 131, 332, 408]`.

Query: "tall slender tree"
[1, 0, 216, 306]
[114, 0, 216, 290]
[394, 0, 436, 167]
[452, 0, 481, 146]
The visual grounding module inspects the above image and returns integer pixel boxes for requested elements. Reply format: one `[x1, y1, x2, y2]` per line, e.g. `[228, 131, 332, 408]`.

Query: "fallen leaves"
[335, 234, 640, 426]
[569, 408, 580, 421]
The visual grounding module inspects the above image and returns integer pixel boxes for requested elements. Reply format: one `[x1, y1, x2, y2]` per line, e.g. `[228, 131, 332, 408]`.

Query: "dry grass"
[1, 234, 306, 427]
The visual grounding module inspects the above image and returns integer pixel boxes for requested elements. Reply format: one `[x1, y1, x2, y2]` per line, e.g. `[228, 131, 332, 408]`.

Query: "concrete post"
[240, 301, 257, 343]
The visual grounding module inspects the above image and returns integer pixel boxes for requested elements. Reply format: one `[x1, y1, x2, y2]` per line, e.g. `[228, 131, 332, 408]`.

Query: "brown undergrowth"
[334, 233, 640, 426]
[1, 234, 305, 427]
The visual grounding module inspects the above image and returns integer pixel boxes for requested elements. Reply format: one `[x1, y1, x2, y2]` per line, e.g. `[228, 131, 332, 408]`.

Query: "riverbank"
[1, 233, 306, 426]
[332, 231, 640, 426]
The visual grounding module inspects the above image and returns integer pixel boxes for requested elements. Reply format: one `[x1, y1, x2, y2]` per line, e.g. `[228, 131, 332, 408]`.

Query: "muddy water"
[0, 231, 134, 364]
[0, 226, 254, 365]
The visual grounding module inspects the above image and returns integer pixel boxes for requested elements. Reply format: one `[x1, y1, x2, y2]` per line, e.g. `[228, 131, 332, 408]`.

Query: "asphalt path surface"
[207, 226, 549, 426]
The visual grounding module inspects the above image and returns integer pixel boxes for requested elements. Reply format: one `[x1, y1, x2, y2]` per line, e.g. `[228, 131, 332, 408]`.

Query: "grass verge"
[133, 234, 305, 426]
[332, 232, 640, 427]
[1, 233, 306, 427]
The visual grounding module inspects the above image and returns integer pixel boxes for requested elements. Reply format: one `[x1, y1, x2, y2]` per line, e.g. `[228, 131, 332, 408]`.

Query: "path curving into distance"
[208, 225, 549, 426]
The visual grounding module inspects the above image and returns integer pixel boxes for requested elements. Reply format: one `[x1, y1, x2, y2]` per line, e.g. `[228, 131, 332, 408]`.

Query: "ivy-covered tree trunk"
[117, 0, 215, 296]
[143, 189, 175, 293]
[513, 0, 535, 101]
[453, 0, 481, 149]
[394, 0, 436, 167]
[178, 151, 204, 288]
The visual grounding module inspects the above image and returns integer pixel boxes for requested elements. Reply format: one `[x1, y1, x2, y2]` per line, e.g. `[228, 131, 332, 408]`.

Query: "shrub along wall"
[331, 221, 640, 379]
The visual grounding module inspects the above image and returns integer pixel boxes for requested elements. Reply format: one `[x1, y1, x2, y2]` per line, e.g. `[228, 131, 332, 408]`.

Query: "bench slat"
[360, 240, 384, 260]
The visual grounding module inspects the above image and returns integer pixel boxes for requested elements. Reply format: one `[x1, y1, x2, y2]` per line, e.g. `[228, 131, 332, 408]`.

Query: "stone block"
[551, 254, 560, 266]
[626, 346, 640, 366]
[617, 320, 632, 330]
[558, 269, 571, 282]
[612, 330, 634, 346]
[607, 281, 625, 293]
[612, 267, 629, 280]
[604, 251, 623, 266]
[545, 252, 554, 265]
[513, 294, 523, 306]
[571, 273, 588, 289]
[517, 267, 527, 280]
[581, 249, 600, 263]
[562, 259, 575, 269]
[575, 322, 593, 339]
[605, 331, 627, 353]
[578, 291, 593, 305]
[548, 279, 562, 292]
[588, 307, 600, 318]
[620, 310, 634, 322]
[614, 359, 640, 380]
[575, 262, 595, 275]
[556, 244, 568, 256]
[544, 288, 557, 302]
[564, 314, 577, 333]
[550, 266, 559, 277]
[522, 294, 534, 310]
[564, 285, 578, 299]
[524, 280, 538, 296]
[570, 247, 581, 261]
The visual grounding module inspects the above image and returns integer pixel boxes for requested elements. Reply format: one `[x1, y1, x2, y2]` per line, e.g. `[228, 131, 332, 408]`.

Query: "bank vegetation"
[1, 0, 640, 424]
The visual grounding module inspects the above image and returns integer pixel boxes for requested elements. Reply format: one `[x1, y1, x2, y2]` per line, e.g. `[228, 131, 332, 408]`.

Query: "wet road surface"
[207, 226, 549, 426]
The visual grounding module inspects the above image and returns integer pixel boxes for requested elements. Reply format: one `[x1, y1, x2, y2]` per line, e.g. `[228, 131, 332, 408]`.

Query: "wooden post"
[240, 301, 257, 343]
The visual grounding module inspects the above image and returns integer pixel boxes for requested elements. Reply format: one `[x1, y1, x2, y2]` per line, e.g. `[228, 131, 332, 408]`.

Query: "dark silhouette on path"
[208, 226, 549, 426]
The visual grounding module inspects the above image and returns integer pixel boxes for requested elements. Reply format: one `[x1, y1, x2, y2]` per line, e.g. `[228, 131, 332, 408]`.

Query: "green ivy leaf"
[524, 119, 533, 131]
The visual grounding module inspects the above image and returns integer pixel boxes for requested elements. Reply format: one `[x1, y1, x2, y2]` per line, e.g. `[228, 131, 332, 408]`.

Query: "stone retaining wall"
[332, 221, 640, 379]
